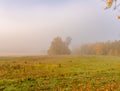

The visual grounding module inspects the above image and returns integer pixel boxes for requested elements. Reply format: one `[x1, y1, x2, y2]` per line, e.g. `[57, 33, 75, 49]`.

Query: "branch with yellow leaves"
[103, 0, 120, 19]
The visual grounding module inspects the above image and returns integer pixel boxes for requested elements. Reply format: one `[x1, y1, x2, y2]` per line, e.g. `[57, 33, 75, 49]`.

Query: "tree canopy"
[48, 37, 71, 55]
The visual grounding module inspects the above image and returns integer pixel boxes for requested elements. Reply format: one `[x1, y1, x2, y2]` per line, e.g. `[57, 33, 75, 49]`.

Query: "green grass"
[0, 56, 120, 91]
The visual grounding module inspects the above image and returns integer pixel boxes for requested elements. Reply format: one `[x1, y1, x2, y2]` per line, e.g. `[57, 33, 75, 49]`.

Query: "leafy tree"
[48, 37, 71, 55]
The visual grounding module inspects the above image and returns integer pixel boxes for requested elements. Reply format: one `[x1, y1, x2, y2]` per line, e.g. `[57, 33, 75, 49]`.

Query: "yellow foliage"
[118, 16, 120, 19]
[106, 0, 113, 7]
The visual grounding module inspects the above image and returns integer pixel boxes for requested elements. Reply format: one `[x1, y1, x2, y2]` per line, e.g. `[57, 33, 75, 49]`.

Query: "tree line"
[73, 40, 120, 56]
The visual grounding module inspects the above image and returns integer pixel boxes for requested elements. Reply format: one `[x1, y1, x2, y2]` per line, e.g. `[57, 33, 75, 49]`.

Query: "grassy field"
[0, 56, 120, 91]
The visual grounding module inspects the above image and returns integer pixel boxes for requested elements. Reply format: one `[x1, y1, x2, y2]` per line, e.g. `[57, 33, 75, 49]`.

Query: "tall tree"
[48, 37, 71, 55]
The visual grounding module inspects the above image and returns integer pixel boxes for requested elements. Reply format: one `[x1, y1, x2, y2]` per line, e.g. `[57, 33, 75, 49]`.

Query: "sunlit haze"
[0, 0, 120, 55]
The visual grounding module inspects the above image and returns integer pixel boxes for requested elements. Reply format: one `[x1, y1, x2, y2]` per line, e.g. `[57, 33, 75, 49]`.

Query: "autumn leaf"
[106, 0, 113, 7]
[118, 16, 120, 19]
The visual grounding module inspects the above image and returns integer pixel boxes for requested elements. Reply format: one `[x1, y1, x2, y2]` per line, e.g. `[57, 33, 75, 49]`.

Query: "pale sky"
[0, 0, 120, 55]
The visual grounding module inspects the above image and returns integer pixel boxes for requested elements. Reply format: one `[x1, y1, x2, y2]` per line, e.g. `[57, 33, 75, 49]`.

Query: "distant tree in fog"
[48, 36, 71, 55]
[65, 36, 72, 46]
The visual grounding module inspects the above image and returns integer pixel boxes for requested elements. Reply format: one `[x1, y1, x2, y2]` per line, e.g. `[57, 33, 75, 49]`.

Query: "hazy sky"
[0, 0, 120, 55]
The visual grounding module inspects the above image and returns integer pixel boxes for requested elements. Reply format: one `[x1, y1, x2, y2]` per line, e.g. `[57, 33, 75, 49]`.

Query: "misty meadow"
[0, 0, 120, 91]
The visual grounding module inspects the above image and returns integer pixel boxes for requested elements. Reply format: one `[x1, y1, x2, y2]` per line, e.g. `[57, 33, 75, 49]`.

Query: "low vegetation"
[0, 56, 120, 91]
